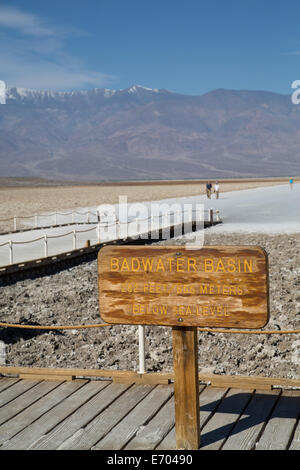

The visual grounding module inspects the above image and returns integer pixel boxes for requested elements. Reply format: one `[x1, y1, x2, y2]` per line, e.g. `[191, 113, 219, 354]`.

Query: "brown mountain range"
[0, 85, 299, 180]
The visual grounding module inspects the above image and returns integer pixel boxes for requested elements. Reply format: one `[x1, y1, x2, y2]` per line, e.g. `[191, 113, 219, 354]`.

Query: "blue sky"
[0, 0, 300, 95]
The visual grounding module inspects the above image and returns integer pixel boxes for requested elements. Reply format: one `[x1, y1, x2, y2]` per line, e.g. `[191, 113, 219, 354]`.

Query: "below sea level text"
[132, 303, 229, 317]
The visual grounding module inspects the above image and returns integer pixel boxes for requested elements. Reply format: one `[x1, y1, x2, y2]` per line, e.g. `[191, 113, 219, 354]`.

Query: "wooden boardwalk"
[0, 376, 299, 450]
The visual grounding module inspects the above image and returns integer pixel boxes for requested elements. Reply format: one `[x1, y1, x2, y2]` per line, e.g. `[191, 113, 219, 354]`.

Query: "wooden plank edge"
[0, 243, 100, 275]
[0, 366, 172, 384]
[0, 366, 299, 390]
[19, 373, 75, 381]
[197, 373, 300, 391]
[113, 374, 171, 385]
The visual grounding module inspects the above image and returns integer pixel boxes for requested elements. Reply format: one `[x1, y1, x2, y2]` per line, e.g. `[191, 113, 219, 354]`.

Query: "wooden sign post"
[173, 326, 200, 449]
[98, 245, 269, 450]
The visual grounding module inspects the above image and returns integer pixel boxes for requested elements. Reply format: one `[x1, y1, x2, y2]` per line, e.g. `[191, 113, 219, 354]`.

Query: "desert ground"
[0, 178, 299, 380]
[0, 177, 293, 224]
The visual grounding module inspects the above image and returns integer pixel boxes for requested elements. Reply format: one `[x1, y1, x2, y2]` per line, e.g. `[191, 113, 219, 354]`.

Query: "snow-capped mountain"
[5, 84, 163, 102]
[0, 85, 299, 181]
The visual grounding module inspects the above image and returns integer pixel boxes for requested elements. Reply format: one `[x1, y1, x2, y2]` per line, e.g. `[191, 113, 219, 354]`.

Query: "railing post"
[151, 214, 154, 233]
[9, 240, 13, 265]
[87, 211, 90, 223]
[72, 212, 74, 224]
[73, 229, 76, 249]
[138, 325, 146, 374]
[13, 216, 17, 231]
[54, 212, 57, 226]
[209, 208, 214, 226]
[44, 234, 48, 257]
[35, 214, 38, 228]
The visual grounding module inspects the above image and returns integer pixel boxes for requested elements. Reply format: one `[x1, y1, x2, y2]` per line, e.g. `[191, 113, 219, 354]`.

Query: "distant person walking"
[206, 182, 212, 199]
[289, 177, 294, 190]
[214, 181, 220, 199]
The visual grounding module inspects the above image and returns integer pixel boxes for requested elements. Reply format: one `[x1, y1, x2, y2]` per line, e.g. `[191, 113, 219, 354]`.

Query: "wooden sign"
[98, 245, 269, 329]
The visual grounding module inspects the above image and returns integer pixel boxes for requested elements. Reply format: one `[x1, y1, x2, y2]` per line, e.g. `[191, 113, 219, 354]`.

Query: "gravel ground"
[0, 231, 299, 379]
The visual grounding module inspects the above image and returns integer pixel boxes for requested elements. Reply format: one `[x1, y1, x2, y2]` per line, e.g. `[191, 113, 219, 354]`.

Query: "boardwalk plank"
[0, 379, 40, 409]
[93, 384, 174, 450]
[0, 378, 20, 393]
[0, 376, 298, 451]
[0, 381, 54, 426]
[30, 382, 130, 450]
[222, 389, 280, 450]
[199, 386, 229, 429]
[0, 380, 84, 448]
[124, 392, 176, 450]
[289, 420, 300, 450]
[255, 391, 300, 450]
[125, 385, 210, 450]
[2, 380, 105, 450]
[200, 388, 253, 450]
[157, 386, 228, 450]
[58, 384, 155, 450]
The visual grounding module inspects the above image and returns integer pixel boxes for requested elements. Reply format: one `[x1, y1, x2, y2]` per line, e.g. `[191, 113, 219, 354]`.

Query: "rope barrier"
[73, 211, 97, 216]
[0, 207, 209, 224]
[0, 211, 98, 223]
[46, 230, 76, 239]
[46, 226, 99, 239]
[0, 206, 216, 267]
[73, 226, 97, 234]
[11, 215, 34, 220]
[12, 236, 45, 244]
[197, 327, 300, 335]
[0, 321, 298, 334]
[0, 321, 110, 330]
[0, 206, 212, 250]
